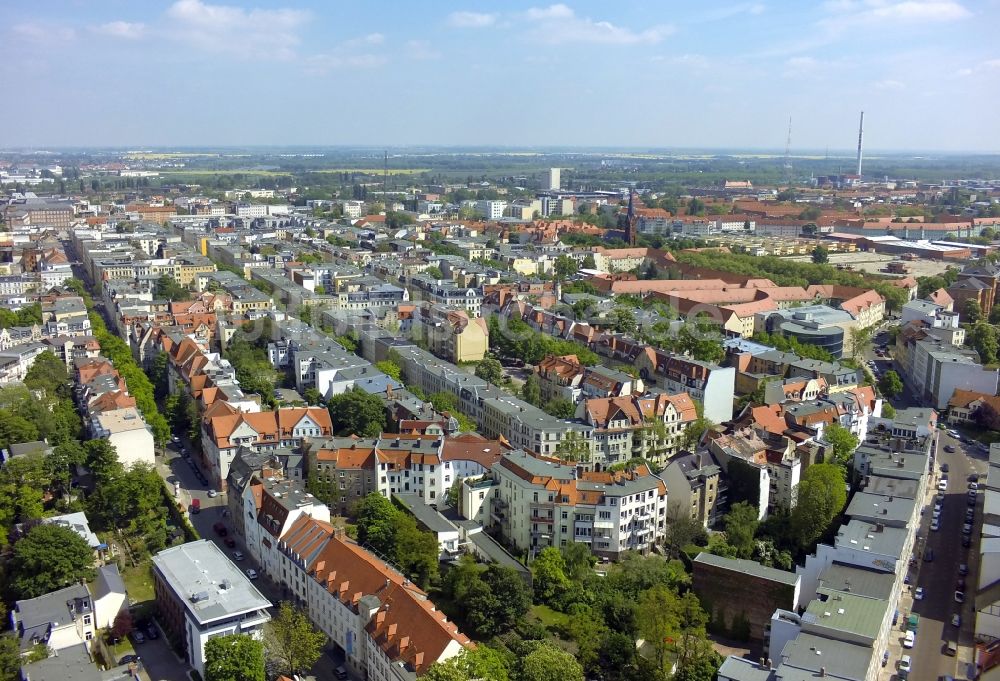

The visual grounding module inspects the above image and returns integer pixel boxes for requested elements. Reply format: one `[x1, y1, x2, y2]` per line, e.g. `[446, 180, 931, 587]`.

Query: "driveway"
[132, 634, 190, 681]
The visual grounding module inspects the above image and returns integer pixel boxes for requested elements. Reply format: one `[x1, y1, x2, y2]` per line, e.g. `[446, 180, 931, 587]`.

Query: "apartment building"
[152, 541, 272, 679]
[895, 323, 1000, 409]
[202, 406, 333, 489]
[271, 517, 471, 680]
[409, 303, 489, 363]
[306, 432, 504, 515]
[240, 475, 331, 578]
[634, 349, 736, 423]
[408, 274, 482, 317]
[660, 450, 726, 528]
[576, 392, 698, 469]
[469, 450, 669, 559]
[536, 354, 641, 403]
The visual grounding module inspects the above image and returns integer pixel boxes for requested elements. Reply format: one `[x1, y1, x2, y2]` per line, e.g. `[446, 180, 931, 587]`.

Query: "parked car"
[959, 563, 969, 575]
[931, 519, 941, 531]
[208, 489, 218, 498]
[924, 549, 935, 562]
[963, 536, 972, 548]
[955, 590, 966, 603]
[132, 631, 145, 644]
[146, 623, 159, 640]
[963, 523, 973, 535]
[945, 445, 956, 453]
[941, 463, 950, 473]
[914, 587, 924, 600]
[334, 666, 349, 680]
[957, 577, 966, 589]
[246, 568, 258, 580]
[232, 550, 244, 561]
[903, 630, 915, 649]
[224, 536, 236, 548]
[899, 655, 912, 673]
[213, 522, 227, 537]
[952, 614, 962, 627]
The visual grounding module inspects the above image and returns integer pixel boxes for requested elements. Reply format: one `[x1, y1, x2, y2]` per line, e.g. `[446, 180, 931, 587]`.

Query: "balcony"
[530, 515, 554, 524]
[574, 535, 593, 543]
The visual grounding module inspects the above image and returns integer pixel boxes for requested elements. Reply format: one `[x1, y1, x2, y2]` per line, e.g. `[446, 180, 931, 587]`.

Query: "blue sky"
[2, 0, 998, 150]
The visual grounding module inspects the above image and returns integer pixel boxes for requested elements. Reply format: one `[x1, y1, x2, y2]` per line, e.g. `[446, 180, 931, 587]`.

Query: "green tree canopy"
[824, 422, 860, 467]
[810, 246, 829, 264]
[327, 387, 388, 437]
[532, 547, 570, 604]
[723, 502, 760, 559]
[969, 321, 999, 365]
[356, 493, 398, 557]
[204, 634, 265, 681]
[424, 646, 510, 681]
[474, 357, 504, 384]
[518, 642, 584, 681]
[790, 463, 847, 549]
[878, 370, 904, 398]
[10, 523, 95, 598]
[375, 359, 403, 382]
[264, 603, 327, 678]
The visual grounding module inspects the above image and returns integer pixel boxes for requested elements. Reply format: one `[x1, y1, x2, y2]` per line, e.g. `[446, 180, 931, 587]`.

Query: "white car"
[952, 614, 962, 627]
[207, 490, 218, 498]
[903, 631, 915, 649]
[948, 430, 961, 438]
[246, 568, 258, 580]
[899, 655, 912, 673]
[931, 519, 941, 531]
[914, 587, 924, 600]
[932, 509, 941, 520]
[939, 479, 949, 491]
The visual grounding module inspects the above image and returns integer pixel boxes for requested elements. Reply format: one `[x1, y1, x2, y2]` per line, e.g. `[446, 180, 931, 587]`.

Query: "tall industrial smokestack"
[856, 111, 864, 177]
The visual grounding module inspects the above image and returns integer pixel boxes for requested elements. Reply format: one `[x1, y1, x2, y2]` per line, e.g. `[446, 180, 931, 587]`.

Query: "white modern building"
[91, 407, 156, 467]
[152, 541, 272, 678]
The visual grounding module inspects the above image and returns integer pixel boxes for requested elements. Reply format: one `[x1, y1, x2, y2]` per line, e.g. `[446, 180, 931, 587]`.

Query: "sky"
[2, 0, 999, 151]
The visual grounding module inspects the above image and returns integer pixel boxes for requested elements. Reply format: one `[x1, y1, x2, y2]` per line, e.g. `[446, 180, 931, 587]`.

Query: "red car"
[224, 537, 236, 548]
[213, 522, 227, 537]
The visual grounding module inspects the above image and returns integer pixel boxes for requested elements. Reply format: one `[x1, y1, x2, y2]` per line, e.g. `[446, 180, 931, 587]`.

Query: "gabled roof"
[282, 516, 471, 675]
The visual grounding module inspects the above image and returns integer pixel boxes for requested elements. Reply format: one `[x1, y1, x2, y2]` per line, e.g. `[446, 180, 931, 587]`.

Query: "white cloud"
[92, 21, 146, 40]
[821, 1, 970, 33]
[522, 4, 674, 45]
[343, 33, 384, 47]
[304, 52, 387, 75]
[984, 59, 1000, 69]
[525, 4, 576, 20]
[651, 53, 710, 68]
[165, 0, 310, 60]
[405, 40, 441, 60]
[699, 3, 766, 21]
[447, 11, 499, 28]
[956, 67, 974, 76]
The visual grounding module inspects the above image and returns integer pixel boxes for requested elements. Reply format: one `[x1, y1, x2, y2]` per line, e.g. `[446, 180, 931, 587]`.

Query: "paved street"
[882, 430, 987, 681]
[155, 443, 361, 681]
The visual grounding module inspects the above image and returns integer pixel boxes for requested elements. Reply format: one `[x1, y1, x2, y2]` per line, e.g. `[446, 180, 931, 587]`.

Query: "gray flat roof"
[455, 520, 531, 576]
[393, 494, 458, 534]
[693, 552, 799, 586]
[152, 540, 271, 625]
[778, 632, 874, 680]
[845, 492, 915, 525]
[817, 563, 896, 601]
[718, 656, 775, 681]
[862, 474, 921, 498]
[834, 519, 906, 559]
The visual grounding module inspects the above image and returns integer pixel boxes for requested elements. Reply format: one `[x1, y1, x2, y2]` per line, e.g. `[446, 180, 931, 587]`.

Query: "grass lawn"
[122, 562, 155, 605]
[530, 604, 570, 630]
